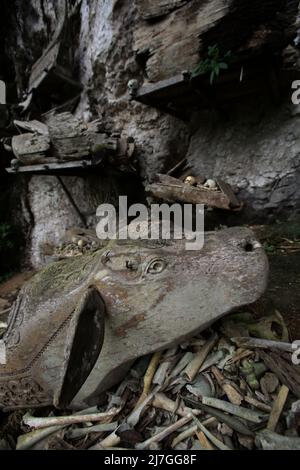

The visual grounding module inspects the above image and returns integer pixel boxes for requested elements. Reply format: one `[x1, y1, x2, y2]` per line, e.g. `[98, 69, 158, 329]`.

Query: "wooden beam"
[6, 159, 100, 174]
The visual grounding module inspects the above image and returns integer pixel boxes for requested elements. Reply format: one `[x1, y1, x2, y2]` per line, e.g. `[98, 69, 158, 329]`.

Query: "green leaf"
[208, 45, 217, 54]
[191, 44, 231, 84]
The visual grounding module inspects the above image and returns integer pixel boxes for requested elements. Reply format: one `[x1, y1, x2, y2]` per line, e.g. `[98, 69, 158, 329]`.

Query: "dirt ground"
[254, 251, 300, 341]
[250, 223, 300, 341]
[0, 271, 35, 298]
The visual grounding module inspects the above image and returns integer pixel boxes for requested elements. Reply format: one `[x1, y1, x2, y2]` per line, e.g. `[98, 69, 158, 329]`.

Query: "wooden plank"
[136, 74, 188, 101]
[29, 43, 60, 92]
[134, 60, 271, 116]
[14, 119, 48, 135]
[28, 0, 66, 92]
[216, 178, 242, 210]
[231, 337, 294, 353]
[6, 159, 100, 174]
[267, 385, 289, 432]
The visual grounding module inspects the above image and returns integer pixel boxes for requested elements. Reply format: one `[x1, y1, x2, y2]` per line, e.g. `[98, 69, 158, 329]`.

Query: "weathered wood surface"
[12, 134, 51, 165]
[47, 113, 117, 161]
[20, 0, 81, 115]
[28, 0, 67, 93]
[256, 430, 300, 451]
[137, 0, 191, 20]
[135, 0, 228, 82]
[146, 174, 241, 210]
[10, 112, 134, 166]
[14, 119, 48, 135]
[231, 337, 294, 354]
[134, 0, 298, 82]
[6, 160, 101, 175]
[0, 227, 268, 409]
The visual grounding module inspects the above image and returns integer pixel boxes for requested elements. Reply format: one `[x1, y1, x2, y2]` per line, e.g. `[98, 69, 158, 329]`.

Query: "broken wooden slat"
[21, 0, 81, 114]
[14, 120, 49, 135]
[215, 178, 242, 210]
[202, 397, 267, 424]
[195, 430, 215, 450]
[29, 43, 61, 93]
[23, 406, 122, 429]
[134, 351, 162, 409]
[191, 414, 231, 451]
[183, 334, 218, 381]
[267, 385, 289, 432]
[136, 74, 189, 103]
[28, 0, 66, 93]
[231, 337, 294, 353]
[244, 396, 272, 414]
[211, 366, 243, 406]
[184, 398, 254, 436]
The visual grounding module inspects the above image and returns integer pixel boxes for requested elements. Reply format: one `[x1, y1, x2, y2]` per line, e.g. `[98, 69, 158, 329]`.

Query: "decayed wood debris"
[20, 0, 81, 113]
[8, 112, 135, 169]
[146, 173, 242, 210]
[1, 310, 299, 450]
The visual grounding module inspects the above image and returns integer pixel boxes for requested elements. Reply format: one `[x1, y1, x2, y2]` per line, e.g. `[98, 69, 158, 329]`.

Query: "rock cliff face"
[2, 0, 300, 266]
[186, 103, 300, 220]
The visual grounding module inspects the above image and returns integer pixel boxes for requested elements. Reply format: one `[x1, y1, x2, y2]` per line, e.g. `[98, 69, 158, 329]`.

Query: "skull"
[204, 179, 217, 189]
[127, 79, 139, 98]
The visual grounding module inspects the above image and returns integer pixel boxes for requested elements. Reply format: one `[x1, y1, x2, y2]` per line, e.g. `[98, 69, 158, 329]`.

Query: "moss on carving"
[29, 250, 101, 298]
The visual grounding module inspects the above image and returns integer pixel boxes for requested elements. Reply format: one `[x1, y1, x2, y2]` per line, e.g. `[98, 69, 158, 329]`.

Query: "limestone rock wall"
[28, 175, 120, 267]
[3, 0, 300, 266]
[186, 103, 300, 221]
[76, 0, 190, 178]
